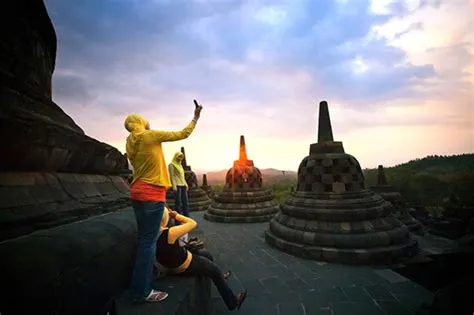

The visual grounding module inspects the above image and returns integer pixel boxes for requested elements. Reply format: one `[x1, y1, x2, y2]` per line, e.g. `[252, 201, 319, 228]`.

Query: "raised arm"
[149, 118, 197, 143]
[149, 101, 203, 143]
[167, 214, 197, 244]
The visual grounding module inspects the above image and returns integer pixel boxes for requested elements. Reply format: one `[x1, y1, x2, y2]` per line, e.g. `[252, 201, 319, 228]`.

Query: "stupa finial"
[239, 135, 248, 161]
[180, 147, 188, 168]
[317, 100, 334, 143]
[377, 165, 388, 186]
[202, 174, 208, 187]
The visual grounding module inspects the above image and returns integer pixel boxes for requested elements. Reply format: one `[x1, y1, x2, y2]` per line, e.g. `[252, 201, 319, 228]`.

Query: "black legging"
[178, 249, 238, 310]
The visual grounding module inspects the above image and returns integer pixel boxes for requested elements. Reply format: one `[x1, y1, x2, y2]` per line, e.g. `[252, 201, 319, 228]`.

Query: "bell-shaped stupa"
[166, 147, 211, 212]
[265, 101, 419, 264]
[370, 165, 424, 233]
[204, 135, 279, 223]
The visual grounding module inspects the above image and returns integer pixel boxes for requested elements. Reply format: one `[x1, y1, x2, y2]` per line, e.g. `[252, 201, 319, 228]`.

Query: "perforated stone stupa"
[265, 101, 419, 264]
[204, 135, 279, 223]
[370, 165, 424, 233]
[166, 147, 211, 212]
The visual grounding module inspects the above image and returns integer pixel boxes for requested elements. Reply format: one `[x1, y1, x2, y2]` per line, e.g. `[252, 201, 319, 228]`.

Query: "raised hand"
[193, 99, 203, 119]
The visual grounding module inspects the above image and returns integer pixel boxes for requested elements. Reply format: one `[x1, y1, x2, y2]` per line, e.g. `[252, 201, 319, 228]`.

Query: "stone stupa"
[370, 165, 424, 233]
[204, 135, 279, 223]
[201, 174, 213, 197]
[166, 147, 211, 212]
[265, 101, 419, 264]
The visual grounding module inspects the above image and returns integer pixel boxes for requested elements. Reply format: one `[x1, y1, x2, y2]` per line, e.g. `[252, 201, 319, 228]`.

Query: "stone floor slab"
[374, 269, 410, 283]
[333, 301, 385, 315]
[191, 213, 435, 315]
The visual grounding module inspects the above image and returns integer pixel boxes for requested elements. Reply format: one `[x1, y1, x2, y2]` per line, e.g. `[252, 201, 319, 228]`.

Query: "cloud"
[44, 0, 473, 171]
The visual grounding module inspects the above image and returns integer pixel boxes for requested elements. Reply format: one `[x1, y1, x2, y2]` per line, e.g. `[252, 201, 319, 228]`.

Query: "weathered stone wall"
[0, 209, 137, 315]
[0, 119, 128, 173]
[0, 172, 130, 242]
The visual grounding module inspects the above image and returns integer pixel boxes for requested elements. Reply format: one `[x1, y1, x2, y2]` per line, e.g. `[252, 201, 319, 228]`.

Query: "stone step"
[204, 211, 276, 223]
[265, 229, 419, 264]
[272, 211, 404, 234]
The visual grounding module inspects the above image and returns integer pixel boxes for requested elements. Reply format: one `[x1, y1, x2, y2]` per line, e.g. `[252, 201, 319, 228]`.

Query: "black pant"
[179, 249, 237, 310]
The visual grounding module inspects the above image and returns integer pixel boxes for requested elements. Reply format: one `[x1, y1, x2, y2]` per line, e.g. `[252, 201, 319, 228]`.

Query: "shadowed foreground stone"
[0, 172, 130, 242]
[204, 135, 278, 223]
[166, 147, 211, 212]
[370, 165, 424, 233]
[0, 2, 139, 314]
[265, 101, 419, 264]
[0, 209, 137, 315]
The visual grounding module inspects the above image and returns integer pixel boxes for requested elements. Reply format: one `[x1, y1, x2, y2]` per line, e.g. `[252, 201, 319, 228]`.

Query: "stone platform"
[265, 101, 419, 264]
[194, 214, 437, 315]
[0, 208, 137, 315]
[265, 190, 419, 264]
[204, 135, 278, 223]
[205, 189, 279, 223]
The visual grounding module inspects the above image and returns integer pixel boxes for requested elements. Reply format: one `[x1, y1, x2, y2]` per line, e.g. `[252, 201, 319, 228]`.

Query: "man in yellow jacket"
[124, 102, 202, 303]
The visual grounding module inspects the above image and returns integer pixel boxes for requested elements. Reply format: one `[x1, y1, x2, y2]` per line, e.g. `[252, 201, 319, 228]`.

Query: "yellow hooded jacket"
[168, 152, 188, 191]
[124, 114, 196, 189]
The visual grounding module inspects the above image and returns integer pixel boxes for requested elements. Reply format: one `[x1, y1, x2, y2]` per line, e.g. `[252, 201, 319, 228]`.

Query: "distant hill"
[363, 153, 474, 206]
[196, 168, 297, 185]
[364, 153, 474, 182]
[391, 153, 474, 173]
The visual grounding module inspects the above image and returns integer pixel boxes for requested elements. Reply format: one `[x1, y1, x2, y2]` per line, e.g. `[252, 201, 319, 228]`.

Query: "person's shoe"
[223, 270, 232, 280]
[133, 290, 168, 304]
[234, 290, 247, 311]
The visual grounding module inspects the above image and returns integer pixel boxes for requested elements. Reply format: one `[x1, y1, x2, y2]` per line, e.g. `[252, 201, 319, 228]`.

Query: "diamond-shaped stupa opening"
[297, 101, 366, 194]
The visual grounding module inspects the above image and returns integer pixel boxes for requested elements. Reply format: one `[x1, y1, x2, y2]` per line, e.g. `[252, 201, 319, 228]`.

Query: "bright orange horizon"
[45, 0, 473, 172]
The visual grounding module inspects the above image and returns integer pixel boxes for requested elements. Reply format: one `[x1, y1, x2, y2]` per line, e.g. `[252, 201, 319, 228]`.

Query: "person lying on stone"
[156, 207, 247, 311]
[124, 101, 202, 303]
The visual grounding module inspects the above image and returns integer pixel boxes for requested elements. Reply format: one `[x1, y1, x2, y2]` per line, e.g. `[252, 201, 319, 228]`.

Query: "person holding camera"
[156, 207, 248, 311]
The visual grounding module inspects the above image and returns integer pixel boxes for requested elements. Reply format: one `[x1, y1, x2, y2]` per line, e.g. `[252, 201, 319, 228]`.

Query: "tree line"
[363, 153, 474, 207]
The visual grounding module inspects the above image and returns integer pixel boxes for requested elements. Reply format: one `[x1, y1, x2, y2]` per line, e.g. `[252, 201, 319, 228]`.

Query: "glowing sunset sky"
[44, 0, 473, 172]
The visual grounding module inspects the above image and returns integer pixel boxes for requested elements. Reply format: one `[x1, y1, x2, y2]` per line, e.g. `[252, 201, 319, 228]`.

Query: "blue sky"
[44, 0, 473, 171]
